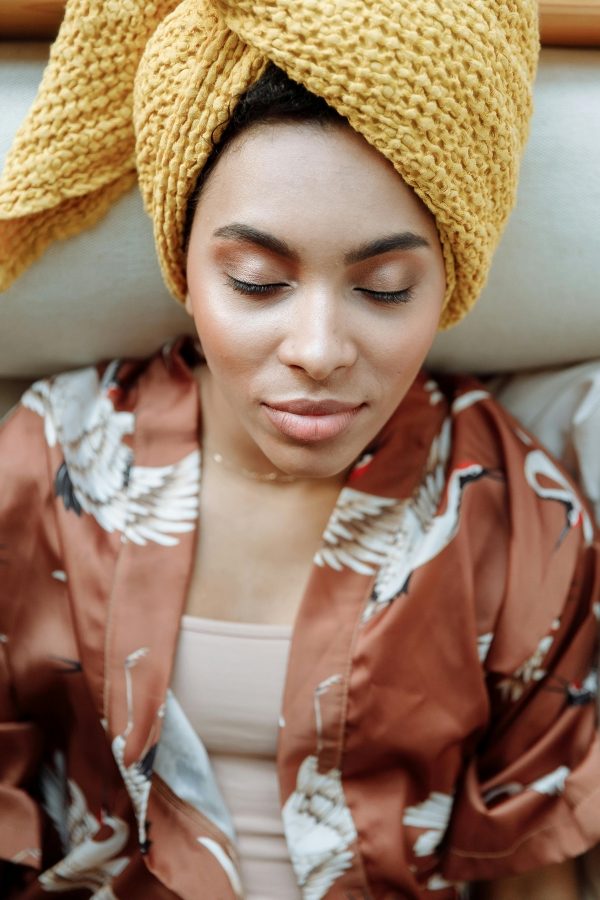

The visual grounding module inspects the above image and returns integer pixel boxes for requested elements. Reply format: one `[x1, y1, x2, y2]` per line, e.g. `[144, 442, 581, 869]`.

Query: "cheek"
[368, 267, 444, 380]
[187, 286, 269, 379]
[371, 306, 440, 380]
[367, 331, 435, 421]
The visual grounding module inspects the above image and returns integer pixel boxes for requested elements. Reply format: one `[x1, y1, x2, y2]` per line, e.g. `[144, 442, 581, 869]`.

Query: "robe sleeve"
[0, 402, 49, 880]
[441, 406, 600, 883]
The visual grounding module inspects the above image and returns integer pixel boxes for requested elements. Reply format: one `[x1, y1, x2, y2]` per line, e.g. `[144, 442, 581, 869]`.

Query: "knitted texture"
[134, 0, 267, 303]
[0, 0, 539, 328]
[0, 0, 178, 290]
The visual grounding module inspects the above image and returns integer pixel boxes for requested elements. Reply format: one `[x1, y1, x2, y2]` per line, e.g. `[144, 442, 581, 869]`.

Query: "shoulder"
[0, 337, 196, 512]
[18, 359, 127, 444]
[434, 373, 598, 670]
[5, 336, 199, 455]
[1, 339, 201, 555]
[441, 373, 537, 473]
[441, 372, 596, 546]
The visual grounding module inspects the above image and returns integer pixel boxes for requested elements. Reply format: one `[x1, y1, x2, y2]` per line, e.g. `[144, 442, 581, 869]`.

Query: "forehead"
[193, 121, 438, 248]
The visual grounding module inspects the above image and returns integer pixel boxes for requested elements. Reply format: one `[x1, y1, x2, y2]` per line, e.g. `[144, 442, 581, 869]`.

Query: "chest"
[184, 469, 341, 625]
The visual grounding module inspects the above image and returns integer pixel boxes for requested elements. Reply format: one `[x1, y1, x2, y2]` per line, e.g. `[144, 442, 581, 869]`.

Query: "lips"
[262, 399, 364, 442]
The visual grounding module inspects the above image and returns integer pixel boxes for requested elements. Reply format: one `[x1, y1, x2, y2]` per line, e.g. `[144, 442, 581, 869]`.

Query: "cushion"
[494, 359, 600, 526]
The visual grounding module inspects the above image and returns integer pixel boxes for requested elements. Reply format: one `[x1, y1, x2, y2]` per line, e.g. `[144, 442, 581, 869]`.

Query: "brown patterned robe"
[1, 337, 600, 899]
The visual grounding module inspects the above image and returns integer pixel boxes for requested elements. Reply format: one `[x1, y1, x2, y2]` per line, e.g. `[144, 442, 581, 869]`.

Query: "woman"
[1, 1, 599, 898]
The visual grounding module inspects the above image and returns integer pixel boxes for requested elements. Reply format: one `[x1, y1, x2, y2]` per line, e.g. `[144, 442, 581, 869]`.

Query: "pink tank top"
[170, 615, 301, 900]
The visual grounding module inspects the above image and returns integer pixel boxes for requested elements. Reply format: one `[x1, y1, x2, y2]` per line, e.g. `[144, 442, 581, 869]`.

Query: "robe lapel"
[53, 340, 202, 855]
[44, 338, 273, 896]
[276, 372, 448, 897]
[101, 341, 202, 850]
[54, 343, 448, 899]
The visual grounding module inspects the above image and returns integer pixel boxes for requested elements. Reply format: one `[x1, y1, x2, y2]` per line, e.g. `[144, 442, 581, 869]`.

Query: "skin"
[184, 120, 580, 896]
[185, 121, 446, 483]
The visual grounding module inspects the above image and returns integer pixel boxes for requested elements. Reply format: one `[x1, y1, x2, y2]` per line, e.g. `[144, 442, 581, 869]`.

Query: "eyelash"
[227, 277, 285, 296]
[226, 276, 414, 306]
[357, 287, 414, 305]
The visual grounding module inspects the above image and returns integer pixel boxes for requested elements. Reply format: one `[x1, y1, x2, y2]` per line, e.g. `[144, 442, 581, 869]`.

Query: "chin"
[268, 446, 358, 481]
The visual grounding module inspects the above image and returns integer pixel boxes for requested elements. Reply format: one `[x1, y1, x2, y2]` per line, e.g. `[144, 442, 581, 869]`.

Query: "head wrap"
[0, 0, 539, 328]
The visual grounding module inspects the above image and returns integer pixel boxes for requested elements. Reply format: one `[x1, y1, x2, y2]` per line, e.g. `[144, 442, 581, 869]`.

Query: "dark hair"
[183, 64, 345, 248]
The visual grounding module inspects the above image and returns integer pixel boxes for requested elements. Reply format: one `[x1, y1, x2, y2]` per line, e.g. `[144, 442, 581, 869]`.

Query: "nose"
[276, 286, 358, 381]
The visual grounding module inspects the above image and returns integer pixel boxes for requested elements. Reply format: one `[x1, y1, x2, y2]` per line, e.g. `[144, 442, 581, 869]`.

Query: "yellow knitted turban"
[0, 0, 539, 328]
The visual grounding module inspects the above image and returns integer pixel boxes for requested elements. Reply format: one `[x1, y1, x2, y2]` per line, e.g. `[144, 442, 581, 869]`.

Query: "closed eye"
[356, 287, 414, 305]
[226, 276, 413, 305]
[226, 276, 288, 296]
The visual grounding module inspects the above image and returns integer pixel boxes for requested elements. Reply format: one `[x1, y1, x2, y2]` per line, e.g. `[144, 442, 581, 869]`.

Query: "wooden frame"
[1, 1, 65, 39]
[1, 0, 600, 45]
[540, 0, 600, 44]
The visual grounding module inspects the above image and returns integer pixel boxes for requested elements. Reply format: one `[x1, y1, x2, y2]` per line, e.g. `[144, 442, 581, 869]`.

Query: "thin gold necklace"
[204, 447, 300, 483]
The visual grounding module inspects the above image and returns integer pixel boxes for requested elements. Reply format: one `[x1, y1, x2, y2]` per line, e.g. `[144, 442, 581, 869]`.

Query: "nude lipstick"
[261, 399, 363, 442]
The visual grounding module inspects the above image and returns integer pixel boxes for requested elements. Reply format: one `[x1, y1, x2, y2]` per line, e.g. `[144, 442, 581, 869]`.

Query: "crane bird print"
[316, 415, 496, 623]
[282, 675, 359, 900]
[39, 751, 129, 895]
[524, 448, 594, 547]
[110, 647, 157, 852]
[22, 364, 199, 546]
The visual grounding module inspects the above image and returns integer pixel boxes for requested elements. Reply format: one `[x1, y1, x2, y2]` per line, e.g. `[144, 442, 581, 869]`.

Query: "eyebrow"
[213, 224, 299, 261]
[212, 223, 430, 264]
[344, 232, 430, 264]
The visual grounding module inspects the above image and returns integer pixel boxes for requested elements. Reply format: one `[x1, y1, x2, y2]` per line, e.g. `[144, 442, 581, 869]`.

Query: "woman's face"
[186, 122, 446, 480]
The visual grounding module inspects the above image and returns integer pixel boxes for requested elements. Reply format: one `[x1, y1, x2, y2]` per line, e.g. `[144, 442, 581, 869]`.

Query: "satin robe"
[1, 337, 600, 899]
